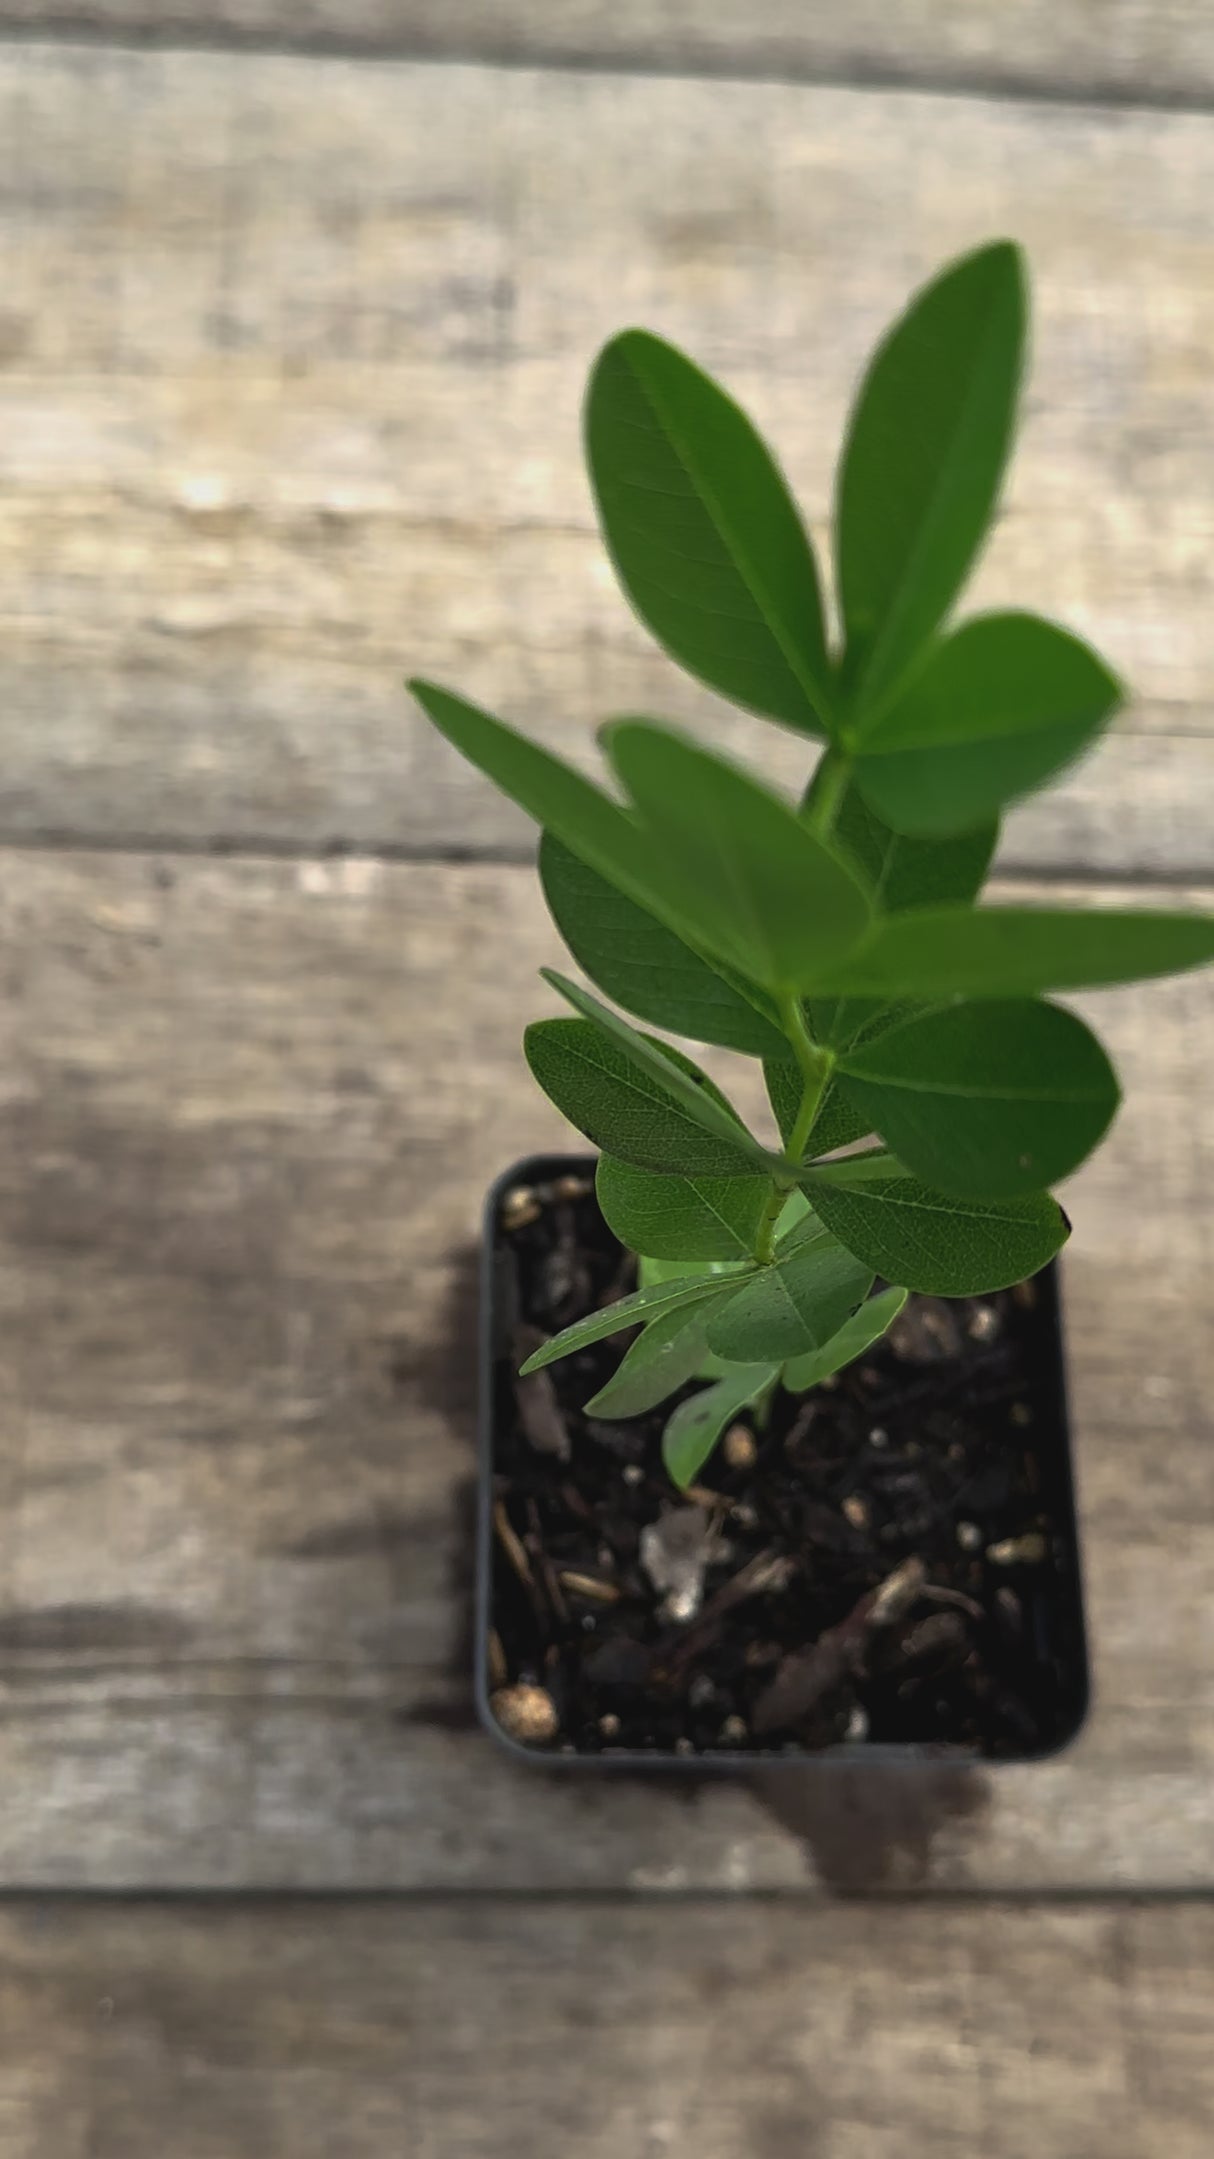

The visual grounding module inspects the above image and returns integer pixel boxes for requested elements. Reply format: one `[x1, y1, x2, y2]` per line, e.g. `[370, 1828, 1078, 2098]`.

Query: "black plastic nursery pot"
[477, 1153, 1090, 1769]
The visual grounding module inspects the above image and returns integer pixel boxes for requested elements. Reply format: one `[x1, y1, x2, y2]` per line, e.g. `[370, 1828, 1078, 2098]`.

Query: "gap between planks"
[0, 9, 1209, 120]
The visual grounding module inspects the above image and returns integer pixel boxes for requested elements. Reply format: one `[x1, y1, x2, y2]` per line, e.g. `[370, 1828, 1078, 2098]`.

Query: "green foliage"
[806, 905, 1214, 999]
[825, 776, 998, 913]
[586, 329, 832, 732]
[596, 1156, 771, 1261]
[703, 1221, 874, 1363]
[836, 241, 1025, 714]
[662, 1365, 781, 1491]
[416, 238, 1214, 1484]
[524, 1010, 771, 1177]
[833, 999, 1120, 1198]
[601, 722, 871, 992]
[538, 972, 782, 1172]
[540, 835, 786, 1055]
[802, 1156, 1070, 1295]
[781, 1285, 909, 1393]
[764, 1050, 873, 1158]
[583, 1298, 735, 1420]
[518, 1270, 746, 1375]
[851, 613, 1123, 834]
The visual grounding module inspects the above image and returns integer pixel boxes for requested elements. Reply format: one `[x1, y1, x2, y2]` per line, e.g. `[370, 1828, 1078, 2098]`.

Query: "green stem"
[751, 994, 835, 1265]
[802, 744, 851, 843]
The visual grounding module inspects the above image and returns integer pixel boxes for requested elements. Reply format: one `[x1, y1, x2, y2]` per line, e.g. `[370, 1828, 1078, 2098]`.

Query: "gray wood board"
[0, 4, 1212, 108]
[2, 850, 1213, 1889]
[1, 1899, 1213, 2159]
[0, 47, 1210, 873]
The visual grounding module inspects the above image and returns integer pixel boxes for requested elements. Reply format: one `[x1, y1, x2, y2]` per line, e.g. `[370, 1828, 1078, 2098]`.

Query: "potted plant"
[410, 241, 1214, 1764]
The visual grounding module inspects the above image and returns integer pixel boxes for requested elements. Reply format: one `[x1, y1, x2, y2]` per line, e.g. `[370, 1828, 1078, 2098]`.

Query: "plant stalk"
[803, 744, 851, 843]
[751, 994, 835, 1264]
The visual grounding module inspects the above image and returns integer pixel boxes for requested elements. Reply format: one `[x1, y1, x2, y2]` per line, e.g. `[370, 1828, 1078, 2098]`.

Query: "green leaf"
[764, 1053, 872, 1158]
[518, 1270, 743, 1376]
[526, 1013, 771, 1178]
[807, 782, 997, 1054]
[637, 1253, 746, 1288]
[805, 905, 1214, 998]
[854, 613, 1123, 834]
[603, 722, 871, 992]
[539, 834, 785, 1056]
[410, 680, 709, 953]
[661, 1365, 781, 1491]
[837, 240, 1026, 712]
[541, 972, 779, 1174]
[583, 1298, 735, 1419]
[585, 328, 833, 734]
[638, 1257, 749, 1382]
[782, 1285, 909, 1392]
[705, 1226, 874, 1363]
[836, 998, 1119, 1198]
[764, 1053, 806, 1148]
[596, 1156, 770, 1262]
[802, 1156, 1069, 1294]
[829, 776, 998, 912]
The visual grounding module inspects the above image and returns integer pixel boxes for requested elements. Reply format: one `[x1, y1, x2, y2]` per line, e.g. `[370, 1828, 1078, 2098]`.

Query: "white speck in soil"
[987, 1531, 1047, 1566]
[640, 1506, 714, 1624]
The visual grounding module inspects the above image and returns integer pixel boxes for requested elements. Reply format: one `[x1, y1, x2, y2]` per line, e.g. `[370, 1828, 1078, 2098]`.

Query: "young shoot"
[412, 241, 1214, 1488]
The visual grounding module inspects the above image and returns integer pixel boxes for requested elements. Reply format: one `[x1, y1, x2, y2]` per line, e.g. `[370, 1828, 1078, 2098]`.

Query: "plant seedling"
[411, 241, 1214, 1491]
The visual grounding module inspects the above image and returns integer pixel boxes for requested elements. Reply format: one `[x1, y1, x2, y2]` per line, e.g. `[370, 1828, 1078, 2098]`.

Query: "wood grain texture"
[0, 47, 1210, 872]
[2, 849, 1213, 1889]
[1, 1900, 1213, 2159]
[1, 2, 1213, 108]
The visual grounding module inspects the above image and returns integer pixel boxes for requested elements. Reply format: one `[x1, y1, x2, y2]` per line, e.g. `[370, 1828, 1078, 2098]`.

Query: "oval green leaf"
[837, 240, 1026, 713]
[586, 328, 832, 733]
[524, 1015, 766, 1178]
[802, 1157, 1069, 1295]
[540, 972, 778, 1178]
[828, 773, 998, 912]
[518, 1270, 741, 1376]
[781, 1284, 909, 1393]
[837, 998, 1119, 1197]
[855, 612, 1123, 834]
[583, 1298, 735, 1420]
[661, 1365, 781, 1491]
[596, 1156, 771, 1262]
[705, 1227, 874, 1363]
[539, 834, 785, 1056]
[410, 680, 711, 956]
[805, 905, 1214, 999]
[603, 721, 872, 992]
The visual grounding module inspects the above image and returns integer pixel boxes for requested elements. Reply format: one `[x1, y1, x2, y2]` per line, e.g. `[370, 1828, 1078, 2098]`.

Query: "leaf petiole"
[802, 744, 853, 844]
[752, 995, 836, 1263]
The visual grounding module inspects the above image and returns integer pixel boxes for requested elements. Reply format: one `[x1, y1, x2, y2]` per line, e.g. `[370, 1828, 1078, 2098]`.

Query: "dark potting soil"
[485, 1159, 1087, 1762]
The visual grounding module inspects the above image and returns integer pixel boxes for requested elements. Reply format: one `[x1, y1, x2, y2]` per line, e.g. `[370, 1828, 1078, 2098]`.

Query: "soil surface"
[485, 1157, 1088, 1762]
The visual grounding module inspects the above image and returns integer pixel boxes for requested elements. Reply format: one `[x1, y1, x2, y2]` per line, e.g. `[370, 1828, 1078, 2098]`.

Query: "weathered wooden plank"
[2, 850, 1213, 1889]
[0, 47, 1210, 871]
[0, 1901, 1211, 2159]
[1, 2, 1214, 110]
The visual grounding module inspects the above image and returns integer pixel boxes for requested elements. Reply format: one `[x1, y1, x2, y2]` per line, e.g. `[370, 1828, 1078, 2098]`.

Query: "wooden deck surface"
[0, 9, 1213, 2153]
[1, 1900, 1213, 2159]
